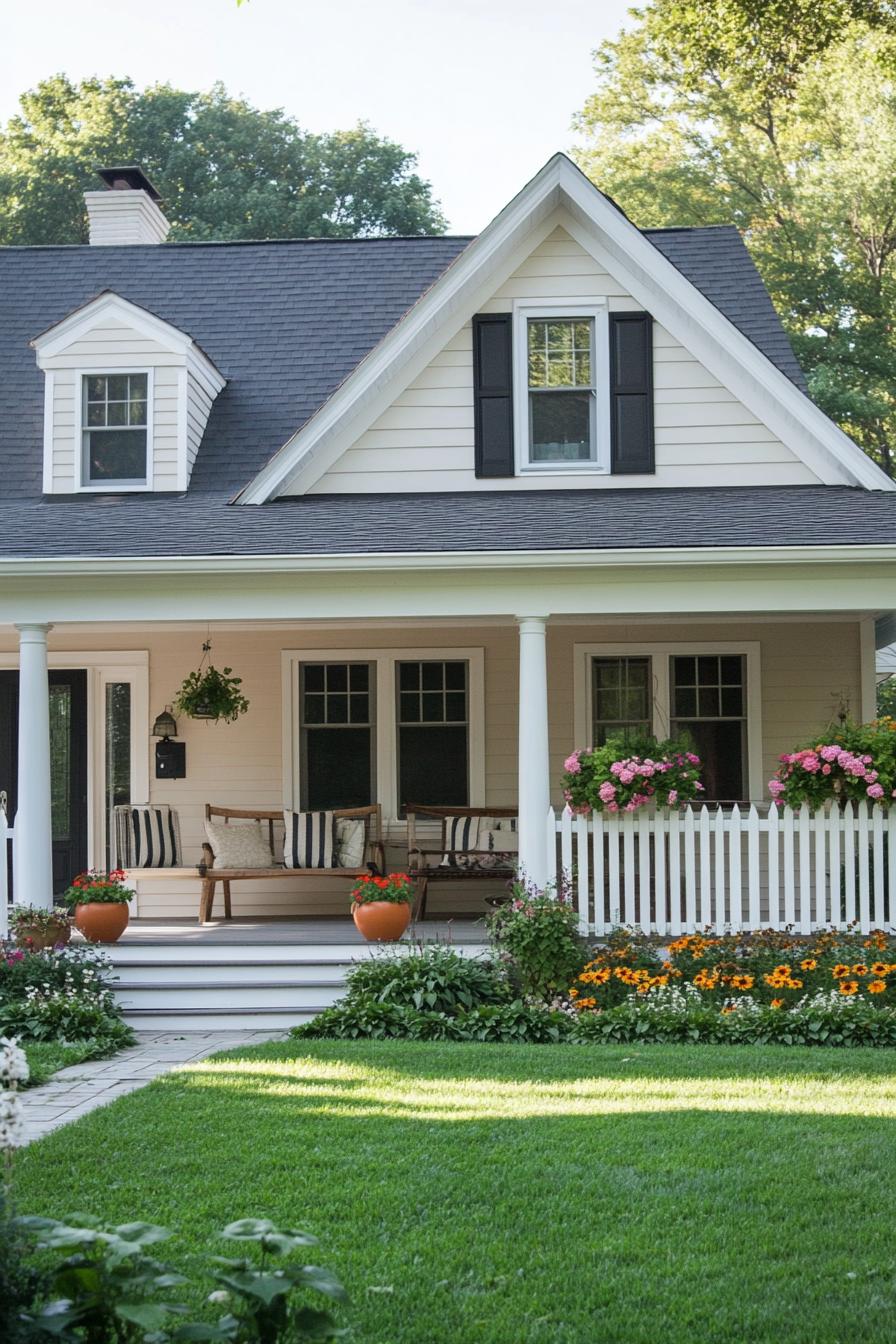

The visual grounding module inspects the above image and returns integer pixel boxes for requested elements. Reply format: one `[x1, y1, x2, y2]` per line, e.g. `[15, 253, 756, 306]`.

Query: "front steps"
[107, 932, 489, 1031]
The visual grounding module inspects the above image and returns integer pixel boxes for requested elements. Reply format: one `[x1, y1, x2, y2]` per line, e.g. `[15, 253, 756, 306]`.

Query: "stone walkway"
[20, 1031, 285, 1144]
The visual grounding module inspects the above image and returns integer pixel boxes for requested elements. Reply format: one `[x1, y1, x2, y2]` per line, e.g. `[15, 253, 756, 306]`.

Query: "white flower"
[207, 1290, 230, 1304]
[0, 1091, 25, 1149]
[0, 1037, 29, 1084]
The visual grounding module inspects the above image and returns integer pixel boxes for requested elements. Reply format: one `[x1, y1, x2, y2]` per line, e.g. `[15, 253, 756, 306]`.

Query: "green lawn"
[11, 1039, 896, 1343]
[21, 1040, 102, 1087]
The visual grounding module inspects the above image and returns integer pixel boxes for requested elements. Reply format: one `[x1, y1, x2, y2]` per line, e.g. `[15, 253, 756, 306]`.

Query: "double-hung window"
[82, 373, 149, 486]
[526, 317, 596, 464]
[670, 655, 746, 803]
[396, 660, 468, 813]
[592, 656, 652, 745]
[300, 662, 375, 811]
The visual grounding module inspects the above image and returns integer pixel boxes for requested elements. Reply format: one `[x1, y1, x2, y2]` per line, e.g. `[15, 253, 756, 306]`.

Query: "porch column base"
[14, 623, 54, 910]
[517, 615, 551, 889]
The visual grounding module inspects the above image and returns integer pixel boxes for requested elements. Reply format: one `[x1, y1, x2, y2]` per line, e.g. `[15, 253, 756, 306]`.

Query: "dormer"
[31, 292, 225, 494]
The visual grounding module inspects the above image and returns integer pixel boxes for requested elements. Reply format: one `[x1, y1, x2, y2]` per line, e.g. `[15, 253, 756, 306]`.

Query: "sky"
[1, 0, 634, 233]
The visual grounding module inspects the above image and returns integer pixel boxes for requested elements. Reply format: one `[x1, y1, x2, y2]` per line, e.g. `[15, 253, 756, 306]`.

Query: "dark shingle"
[0, 487, 892, 559]
[0, 226, 807, 509]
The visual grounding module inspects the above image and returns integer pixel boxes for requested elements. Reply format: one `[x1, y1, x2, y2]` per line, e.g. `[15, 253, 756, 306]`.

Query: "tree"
[573, 2, 896, 474]
[0, 76, 446, 244]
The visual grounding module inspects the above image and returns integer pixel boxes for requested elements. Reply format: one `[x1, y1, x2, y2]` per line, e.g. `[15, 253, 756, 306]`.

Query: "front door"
[0, 670, 89, 896]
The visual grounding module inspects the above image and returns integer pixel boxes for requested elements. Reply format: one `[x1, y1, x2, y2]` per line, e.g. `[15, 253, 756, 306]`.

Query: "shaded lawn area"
[21, 1040, 102, 1087]
[12, 1039, 896, 1344]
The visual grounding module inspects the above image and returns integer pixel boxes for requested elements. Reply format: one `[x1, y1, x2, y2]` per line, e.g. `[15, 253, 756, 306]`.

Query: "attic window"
[82, 373, 149, 487]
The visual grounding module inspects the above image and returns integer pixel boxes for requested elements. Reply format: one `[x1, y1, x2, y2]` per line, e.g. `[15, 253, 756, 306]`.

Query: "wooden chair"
[406, 804, 518, 920]
[198, 803, 385, 924]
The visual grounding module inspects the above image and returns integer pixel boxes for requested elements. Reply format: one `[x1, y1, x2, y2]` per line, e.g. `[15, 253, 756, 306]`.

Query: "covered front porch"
[0, 539, 893, 939]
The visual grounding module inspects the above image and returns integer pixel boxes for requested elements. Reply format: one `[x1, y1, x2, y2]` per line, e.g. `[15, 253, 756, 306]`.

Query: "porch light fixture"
[152, 707, 178, 739]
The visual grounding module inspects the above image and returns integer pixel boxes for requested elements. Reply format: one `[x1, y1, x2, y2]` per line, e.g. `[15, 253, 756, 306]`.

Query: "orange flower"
[770, 998, 785, 1009]
[731, 975, 754, 990]
[838, 980, 860, 995]
[800, 958, 817, 971]
[870, 962, 889, 978]
[851, 964, 869, 977]
[868, 980, 887, 994]
[831, 964, 851, 979]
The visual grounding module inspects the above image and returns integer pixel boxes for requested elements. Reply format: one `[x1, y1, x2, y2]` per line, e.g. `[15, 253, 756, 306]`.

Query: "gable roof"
[238, 155, 887, 500]
[1, 191, 809, 504]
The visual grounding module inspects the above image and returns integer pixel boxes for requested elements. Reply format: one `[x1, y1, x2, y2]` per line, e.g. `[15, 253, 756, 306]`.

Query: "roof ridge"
[0, 235, 475, 253]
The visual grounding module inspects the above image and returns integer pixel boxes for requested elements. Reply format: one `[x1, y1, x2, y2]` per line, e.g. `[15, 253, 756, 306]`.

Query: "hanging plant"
[174, 642, 249, 723]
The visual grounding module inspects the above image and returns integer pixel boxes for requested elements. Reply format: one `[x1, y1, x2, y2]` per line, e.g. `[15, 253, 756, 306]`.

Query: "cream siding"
[307, 225, 819, 494]
[0, 617, 861, 917]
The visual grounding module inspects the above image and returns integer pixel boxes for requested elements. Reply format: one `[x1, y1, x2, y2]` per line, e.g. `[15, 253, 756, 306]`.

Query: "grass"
[21, 1040, 103, 1087]
[11, 1038, 896, 1343]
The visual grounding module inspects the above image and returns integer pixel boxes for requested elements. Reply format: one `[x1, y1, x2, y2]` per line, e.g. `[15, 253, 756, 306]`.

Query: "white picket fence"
[0, 792, 11, 940]
[547, 802, 895, 936]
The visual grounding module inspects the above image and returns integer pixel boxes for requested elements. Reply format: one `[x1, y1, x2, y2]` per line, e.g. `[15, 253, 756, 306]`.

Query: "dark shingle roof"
[0, 225, 806, 506]
[0, 487, 892, 560]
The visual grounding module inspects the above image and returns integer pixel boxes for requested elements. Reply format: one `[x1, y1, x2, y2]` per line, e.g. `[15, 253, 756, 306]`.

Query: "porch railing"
[0, 792, 11, 940]
[547, 802, 895, 937]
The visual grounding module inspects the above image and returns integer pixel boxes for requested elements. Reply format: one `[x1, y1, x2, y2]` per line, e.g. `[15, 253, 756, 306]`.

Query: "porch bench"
[198, 803, 385, 925]
[406, 804, 518, 920]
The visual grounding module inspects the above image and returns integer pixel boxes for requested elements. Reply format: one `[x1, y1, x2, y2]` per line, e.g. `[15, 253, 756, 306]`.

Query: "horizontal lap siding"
[307, 223, 818, 494]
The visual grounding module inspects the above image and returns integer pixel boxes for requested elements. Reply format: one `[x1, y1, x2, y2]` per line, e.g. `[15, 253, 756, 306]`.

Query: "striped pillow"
[115, 805, 182, 869]
[440, 814, 481, 868]
[284, 810, 335, 869]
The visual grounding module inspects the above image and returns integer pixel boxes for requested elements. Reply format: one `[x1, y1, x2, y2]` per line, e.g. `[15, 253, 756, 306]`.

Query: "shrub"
[486, 880, 588, 997]
[561, 732, 703, 814]
[343, 944, 508, 1014]
[0, 944, 133, 1050]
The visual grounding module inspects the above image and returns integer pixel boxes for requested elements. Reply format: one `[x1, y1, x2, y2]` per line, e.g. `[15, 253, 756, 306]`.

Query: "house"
[2, 153, 896, 935]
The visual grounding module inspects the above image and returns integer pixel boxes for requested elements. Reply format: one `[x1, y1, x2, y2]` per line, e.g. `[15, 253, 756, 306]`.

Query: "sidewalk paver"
[19, 1030, 285, 1145]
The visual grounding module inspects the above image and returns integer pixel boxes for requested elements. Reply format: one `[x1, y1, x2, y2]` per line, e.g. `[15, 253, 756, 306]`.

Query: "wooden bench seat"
[197, 804, 385, 924]
[406, 804, 518, 919]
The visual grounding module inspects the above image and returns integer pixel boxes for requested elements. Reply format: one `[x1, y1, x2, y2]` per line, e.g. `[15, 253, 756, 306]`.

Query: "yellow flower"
[851, 964, 869, 977]
[770, 998, 785, 1009]
[868, 980, 887, 994]
[575, 996, 597, 1010]
[569, 988, 579, 998]
[870, 962, 889, 978]
[838, 980, 860, 996]
[831, 964, 851, 979]
[731, 975, 754, 990]
[800, 958, 817, 971]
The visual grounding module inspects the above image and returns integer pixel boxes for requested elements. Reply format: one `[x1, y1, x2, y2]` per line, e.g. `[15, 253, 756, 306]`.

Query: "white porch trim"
[14, 624, 53, 908]
[517, 616, 551, 887]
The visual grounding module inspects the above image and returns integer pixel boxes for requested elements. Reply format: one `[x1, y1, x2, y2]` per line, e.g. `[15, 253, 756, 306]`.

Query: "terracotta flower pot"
[352, 900, 411, 942]
[14, 919, 71, 951]
[74, 901, 130, 944]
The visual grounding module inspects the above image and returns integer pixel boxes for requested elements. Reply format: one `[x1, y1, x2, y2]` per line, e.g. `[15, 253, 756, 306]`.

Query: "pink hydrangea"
[867, 782, 885, 799]
[563, 752, 582, 775]
[598, 781, 617, 803]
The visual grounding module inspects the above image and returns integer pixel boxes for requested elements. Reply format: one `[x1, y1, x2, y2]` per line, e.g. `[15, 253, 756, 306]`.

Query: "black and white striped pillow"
[118, 805, 181, 868]
[440, 814, 481, 868]
[283, 810, 335, 869]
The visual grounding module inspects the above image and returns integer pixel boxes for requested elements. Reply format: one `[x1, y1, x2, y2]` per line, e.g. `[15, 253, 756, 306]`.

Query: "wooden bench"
[198, 803, 385, 924]
[406, 804, 518, 920]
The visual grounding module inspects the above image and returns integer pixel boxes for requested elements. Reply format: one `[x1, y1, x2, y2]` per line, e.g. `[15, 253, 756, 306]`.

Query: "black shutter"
[609, 312, 654, 474]
[472, 313, 514, 478]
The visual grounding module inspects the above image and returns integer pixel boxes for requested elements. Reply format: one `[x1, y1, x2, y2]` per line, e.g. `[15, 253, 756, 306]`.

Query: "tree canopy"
[574, 1, 896, 474]
[0, 76, 446, 245]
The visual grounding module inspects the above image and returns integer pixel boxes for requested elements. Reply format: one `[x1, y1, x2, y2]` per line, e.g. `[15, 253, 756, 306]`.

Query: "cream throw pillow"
[336, 818, 366, 869]
[205, 819, 274, 869]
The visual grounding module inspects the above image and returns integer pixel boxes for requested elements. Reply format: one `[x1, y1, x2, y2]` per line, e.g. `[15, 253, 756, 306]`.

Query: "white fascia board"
[2, 541, 896, 578]
[237, 152, 891, 502]
[32, 292, 225, 387]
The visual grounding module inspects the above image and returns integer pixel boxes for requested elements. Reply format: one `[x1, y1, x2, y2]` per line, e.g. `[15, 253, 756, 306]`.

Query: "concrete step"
[120, 1006, 318, 1031]
[109, 942, 372, 965]
[115, 981, 344, 1011]
[110, 960, 352, 986]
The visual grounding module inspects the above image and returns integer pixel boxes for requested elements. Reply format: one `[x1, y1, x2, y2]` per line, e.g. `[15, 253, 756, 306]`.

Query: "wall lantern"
[152, 705, 186, 780]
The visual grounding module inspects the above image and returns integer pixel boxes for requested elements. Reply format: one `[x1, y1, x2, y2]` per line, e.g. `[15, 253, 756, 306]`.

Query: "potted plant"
[561, 734, 704, 815]
[9, 903, 71, 950]
[350, 872, 414, 941]
[62, 869, 134, 943]
[174, 641, 249, 723]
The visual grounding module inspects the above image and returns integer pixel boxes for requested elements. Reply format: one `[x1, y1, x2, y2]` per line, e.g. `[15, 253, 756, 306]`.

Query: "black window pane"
[303, 665, 324, 692]
[444, 662, 466, 691]
[399, 663, 419, 691]
[349, 664, 369, 691]
[673, 657, 696, 687]
[303, 693, 325, 724]
[399, 725, 467, 812]
[720, 656, 742, 684]
[596, 687, 621, 719]
[86, 402, 105, 427]
[721, 687, 743, 717]
[349, 694, 368, 724]
[422, 663, 443, 690]
[698, 687, 720, 718]
[530, 391, 592, 462]
[697, 656, 718, 685]
[327, 694, 348, 724]
[326, 664, 348, 692]
[86, 429, 146, 482]
[87, 376, 106, 401]
[597, 662, 620, 688]
[421, 692, 442, 722]
[445, 692, 466, 722]
[674, 687, 697, 718]
[673, 720, 744, 802]
[400, 692, 419, 723]
[304, 727, 371, 810]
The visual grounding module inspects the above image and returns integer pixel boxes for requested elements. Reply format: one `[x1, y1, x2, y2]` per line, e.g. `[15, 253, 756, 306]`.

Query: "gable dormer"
[31, 292, 225, 494]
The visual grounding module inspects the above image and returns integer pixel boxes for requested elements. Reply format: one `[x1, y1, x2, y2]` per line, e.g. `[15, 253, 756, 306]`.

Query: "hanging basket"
[174, 642, 250, 724]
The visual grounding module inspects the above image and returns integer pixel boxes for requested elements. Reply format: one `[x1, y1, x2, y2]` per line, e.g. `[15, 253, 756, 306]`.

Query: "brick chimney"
[85, 165, 170, 245]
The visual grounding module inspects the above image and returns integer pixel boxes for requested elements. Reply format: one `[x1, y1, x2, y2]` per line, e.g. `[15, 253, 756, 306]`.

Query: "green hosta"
[343, 945, 508, 1015]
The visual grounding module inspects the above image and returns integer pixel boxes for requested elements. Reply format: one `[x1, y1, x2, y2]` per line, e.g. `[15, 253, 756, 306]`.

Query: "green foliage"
[8, 906, 71, 941]
[767, 717, 896, 806]
[0, 944, 133, 1050]
[175, 665, 249, 724]
[14, 1214, 347, 1343]
[0, 76, 445, 245]
[342, 945, 508, 1014]
[573, 2, 896, 474]
[486, 882, 588, 996]
[877, 675, 896, 717]
[292, 998, 571, 1044]
[0, 1190, 47, 1344]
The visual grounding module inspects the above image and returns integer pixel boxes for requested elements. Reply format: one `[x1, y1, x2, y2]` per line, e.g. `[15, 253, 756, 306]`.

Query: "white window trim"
[512, 298, 610, 476]
[0, 650, 149, 870]
[282, 646, 485, 820]
[74, 368, 155, 492]
[573, 641, 763, 802]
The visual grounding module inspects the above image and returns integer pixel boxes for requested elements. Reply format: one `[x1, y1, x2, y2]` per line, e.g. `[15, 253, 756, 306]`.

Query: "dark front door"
[0, 670, 88, 897]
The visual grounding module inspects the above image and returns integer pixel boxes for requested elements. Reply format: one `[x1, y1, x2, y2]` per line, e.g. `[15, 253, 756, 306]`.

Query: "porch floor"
[110, 915, 487, 947]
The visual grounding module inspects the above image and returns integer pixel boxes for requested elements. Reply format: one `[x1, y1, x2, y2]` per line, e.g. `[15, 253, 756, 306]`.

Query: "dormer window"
[526, 317, 596, 465]
[83, 373, 150, 487]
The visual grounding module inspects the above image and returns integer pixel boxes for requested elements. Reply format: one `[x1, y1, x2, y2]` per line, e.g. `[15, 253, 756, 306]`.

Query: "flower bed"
[0, 943, 132, 1052]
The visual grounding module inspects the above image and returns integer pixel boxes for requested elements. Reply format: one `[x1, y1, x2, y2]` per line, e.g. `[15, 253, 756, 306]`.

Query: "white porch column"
[517, 615, 551, 888]
[14, 623, 54, 910]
